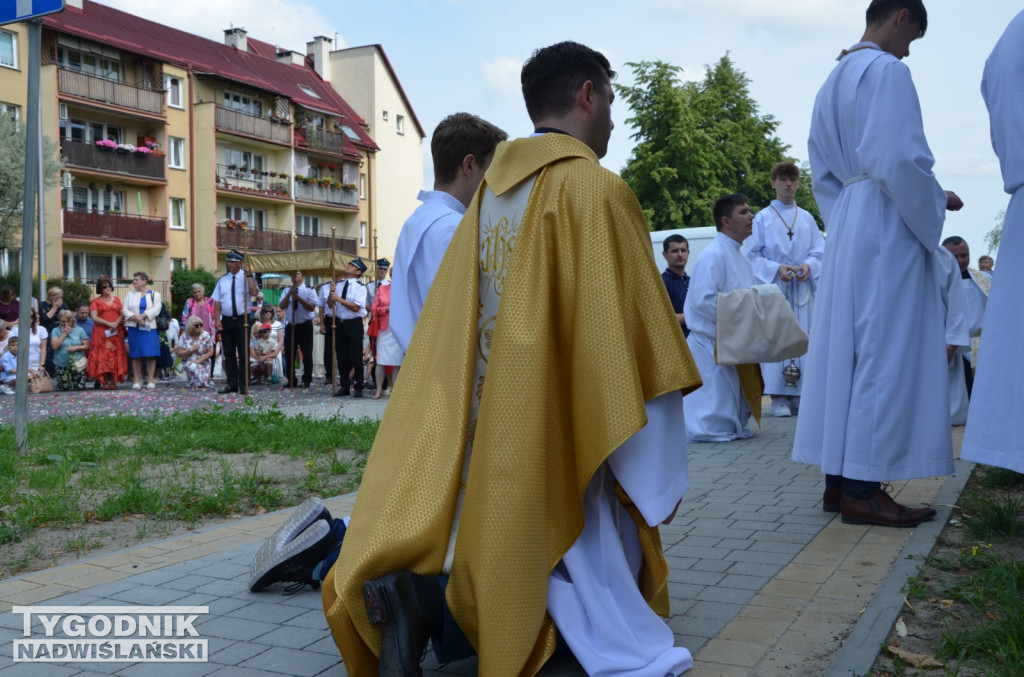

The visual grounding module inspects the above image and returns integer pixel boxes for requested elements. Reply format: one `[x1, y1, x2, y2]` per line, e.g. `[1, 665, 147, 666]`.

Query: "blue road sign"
[0, 0, 66, 27]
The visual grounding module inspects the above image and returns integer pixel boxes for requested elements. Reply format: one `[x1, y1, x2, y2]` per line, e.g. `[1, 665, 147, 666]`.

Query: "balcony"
[295, 234, 357, 255]
[63, 210, 167, 245]
[216, 226, 293, 252]
[58, 69, 164, 116]
[62, 139, 166, 181]
[294, 182, 358, 208]
[215, 105, 291, 144]
[294, 126, 348, 156]
[215, 165, 290, 200]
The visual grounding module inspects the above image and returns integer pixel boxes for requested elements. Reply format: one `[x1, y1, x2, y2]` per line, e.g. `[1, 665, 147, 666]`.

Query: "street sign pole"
[14, 19, 42, 453]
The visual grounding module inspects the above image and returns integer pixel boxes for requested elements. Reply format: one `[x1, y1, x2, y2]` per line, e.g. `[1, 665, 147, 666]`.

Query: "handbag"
[29, 375, 53, 394]
[715, 284, 809, 365]
[73, 355, 88, 372]
[152, 292, 170, 332]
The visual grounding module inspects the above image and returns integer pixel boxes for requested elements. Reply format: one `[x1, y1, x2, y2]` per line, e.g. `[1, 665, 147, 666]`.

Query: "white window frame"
[382, 110, 388, 122]
[168, 137, 185, 169]
[223, 91, 262, 117]
[63, 252, 127, 282]
[0, 102, 18, 120]
[359, 173, 366, 199]
[171, 258, 187, 271]
[0, 30, 17, 70]
[56, 46, 121, 81]
[165, 75, 183, 109]
[295, 214, 319, 236]
[224, 205, 266, 231]
[170, 198, 186, 230]
[396, 114, 405, 135]
[360, 221, 367, 248]
[71, 185, 124, 213]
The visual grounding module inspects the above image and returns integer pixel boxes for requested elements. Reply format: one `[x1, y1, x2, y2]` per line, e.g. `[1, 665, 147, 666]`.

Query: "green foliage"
[0, 114, 64, 249]
[985, 209, 1004, 255]
[616, 55, 822, 230]
[169, 265, 217, 319]
[0, 275, 91, 310]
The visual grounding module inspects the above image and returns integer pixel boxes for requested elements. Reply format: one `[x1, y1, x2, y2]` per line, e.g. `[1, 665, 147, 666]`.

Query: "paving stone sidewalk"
[0, 405, 969, 676]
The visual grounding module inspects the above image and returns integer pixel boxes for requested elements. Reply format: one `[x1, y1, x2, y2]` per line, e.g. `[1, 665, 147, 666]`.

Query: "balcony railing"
[294, 126, 348, 156]
[294, 182, 358, 208]
[216, 226, 293, 252]
[63, 210, 167, 245]
[215, 165, 290, 199]
[215, 105, 291, 144]
[58, 69, 164, 115]
[62, 139, 166, 181]
[294, 234, 357, 255]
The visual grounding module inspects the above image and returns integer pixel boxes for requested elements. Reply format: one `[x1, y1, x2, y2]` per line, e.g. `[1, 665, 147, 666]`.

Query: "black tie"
[292, 287, 299, 318]
[231, 274, 238, 316]
[340, 281, 349, 315]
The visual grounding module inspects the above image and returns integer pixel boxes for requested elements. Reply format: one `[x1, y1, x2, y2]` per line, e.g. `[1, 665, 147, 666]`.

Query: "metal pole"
[242, 228, 249, 396]
[329, 226, 336, 393]
[37, 108, 45, 303]
[14, 20, 42, 453]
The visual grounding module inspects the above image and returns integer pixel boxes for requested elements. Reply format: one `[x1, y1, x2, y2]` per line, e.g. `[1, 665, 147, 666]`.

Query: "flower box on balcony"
[95, 139, 117, 151]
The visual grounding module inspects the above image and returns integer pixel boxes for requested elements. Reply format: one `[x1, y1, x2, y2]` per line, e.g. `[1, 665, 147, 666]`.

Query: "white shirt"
[319, 278, 366, 320]
[213, 270, 257, 318]
[390, 190, 467, 351]
[281, 285, 319, 324]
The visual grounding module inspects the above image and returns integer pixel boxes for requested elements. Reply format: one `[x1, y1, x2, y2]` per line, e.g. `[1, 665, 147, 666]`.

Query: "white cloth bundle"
[715, 284, 808, 365]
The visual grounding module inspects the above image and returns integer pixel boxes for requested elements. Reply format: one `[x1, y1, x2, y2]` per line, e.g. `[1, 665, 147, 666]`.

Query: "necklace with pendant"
[770, 204, 799, 240]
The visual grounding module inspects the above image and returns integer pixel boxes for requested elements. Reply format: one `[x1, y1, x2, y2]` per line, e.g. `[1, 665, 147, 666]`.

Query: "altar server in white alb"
[746, 161, 824, 417]
[684, 194, 758, 442]
[962, 9, 1024, 474]
[932, 247, 971, 426]
[389, 113, 507, 352]
[792, 0, 963, 527]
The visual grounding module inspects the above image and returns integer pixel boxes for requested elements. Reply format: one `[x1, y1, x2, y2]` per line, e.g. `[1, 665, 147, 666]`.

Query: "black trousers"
[336, 317, 364, 392]
[322, 319, 338, 384]
[220, 315, 248, 389]
[284, 320, 313, 386]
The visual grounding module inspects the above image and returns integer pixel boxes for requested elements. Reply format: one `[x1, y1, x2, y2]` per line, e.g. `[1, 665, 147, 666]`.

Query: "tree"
[0, 114, 63, 250]
[617, 55, 822, 230]
[984, 209, 1004, 254]
[170, 265, 217, 319]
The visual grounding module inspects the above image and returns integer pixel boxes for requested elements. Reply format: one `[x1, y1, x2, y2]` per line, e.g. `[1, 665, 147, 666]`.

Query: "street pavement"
[0, 391, 971, 676]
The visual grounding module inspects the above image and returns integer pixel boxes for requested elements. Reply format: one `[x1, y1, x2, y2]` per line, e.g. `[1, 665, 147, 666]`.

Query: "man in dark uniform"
[326, 258, 368, 398]
[213, 250, 259, 394]
[280, 270, 319, 388]
[661, 234, 690, 336]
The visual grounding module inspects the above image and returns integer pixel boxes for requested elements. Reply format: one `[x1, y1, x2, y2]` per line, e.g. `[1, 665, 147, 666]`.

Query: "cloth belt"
[843, 173, 869, 187]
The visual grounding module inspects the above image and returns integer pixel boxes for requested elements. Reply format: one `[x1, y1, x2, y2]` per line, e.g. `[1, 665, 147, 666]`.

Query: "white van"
[649, 226, 718, 273]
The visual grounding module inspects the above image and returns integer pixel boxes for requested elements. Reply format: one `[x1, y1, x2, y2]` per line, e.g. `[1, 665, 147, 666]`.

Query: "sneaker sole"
[249, 519, 332, 591]
[249, 498, 330, 587]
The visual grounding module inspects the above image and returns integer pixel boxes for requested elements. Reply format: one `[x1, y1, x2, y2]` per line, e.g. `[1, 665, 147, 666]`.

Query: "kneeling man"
[684, 194, 759, 442]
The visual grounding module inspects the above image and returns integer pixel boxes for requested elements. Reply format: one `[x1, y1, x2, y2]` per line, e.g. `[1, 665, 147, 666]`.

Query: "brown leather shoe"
[840, 490, 936, 527]
[823, 487, 842, 513]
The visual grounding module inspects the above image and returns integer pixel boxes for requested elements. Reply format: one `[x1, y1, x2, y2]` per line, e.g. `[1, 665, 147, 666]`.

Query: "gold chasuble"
[323, 134, 702, 677]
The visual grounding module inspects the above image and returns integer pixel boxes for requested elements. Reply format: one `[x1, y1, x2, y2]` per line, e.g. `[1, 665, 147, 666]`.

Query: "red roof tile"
[44, 0, 378, 152]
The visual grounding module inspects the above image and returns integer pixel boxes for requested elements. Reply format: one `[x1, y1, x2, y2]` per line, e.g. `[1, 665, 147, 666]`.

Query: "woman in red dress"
[87, 278, 128, 389]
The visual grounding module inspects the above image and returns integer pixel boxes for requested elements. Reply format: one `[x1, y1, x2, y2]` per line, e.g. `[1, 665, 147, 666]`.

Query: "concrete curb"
[826, 460, 975, 677]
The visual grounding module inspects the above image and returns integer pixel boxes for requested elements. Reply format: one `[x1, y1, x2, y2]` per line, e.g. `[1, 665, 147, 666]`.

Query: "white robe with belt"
[683, 233, 756, 442]
[962, 11, 1024, 473]
[746, 200, 824, 396]
[792, 43, 954, 482]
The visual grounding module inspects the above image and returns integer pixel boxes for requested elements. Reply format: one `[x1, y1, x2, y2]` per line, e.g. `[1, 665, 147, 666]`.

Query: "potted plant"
[134, 146, 152, 157]
[116, 143, 135, 154]
[228, 163, 238, 171]
[342, 182, 356, 191]
[94, 139, 117, 151]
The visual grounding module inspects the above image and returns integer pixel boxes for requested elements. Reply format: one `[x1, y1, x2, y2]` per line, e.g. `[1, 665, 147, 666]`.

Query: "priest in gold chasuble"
[323, 42, 702, 677]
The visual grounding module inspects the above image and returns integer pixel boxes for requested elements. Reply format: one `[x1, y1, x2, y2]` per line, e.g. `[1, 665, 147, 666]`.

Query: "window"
[0, 249, 19, 277]
[340, 125, 361, 141]
[0, 31, 16, 69]
[71, 185, 123, 212]
[382, 110, 388, 122]
[295, 214, 319, 236]
[170, 198, 186, 230]
[359, 173, 366, 199]
[63, 252, 126, 281]
[223, 92, 262, 117]
[224, 205, 266, 231]
[360, 221, 367, 248]
[56, 46, 121, 80]
[168, 137, 185, 169]
[296, 84, 321, 99]
[165, 75, 183, 109]
[60, 118, 121, 144]
[171, 258, 187, 271]
[396, 115, 405, 135]
[0, 102, 18, 121]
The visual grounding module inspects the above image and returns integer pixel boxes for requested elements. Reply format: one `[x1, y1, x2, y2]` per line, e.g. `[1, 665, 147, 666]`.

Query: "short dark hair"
[941, 235, 966, 247]
[713, 194, 749, 231]
[771, 161, 800, 181]
[979, 255, 994, 263]
[866, 0, 927, 38]
[431, 113, 508, 185]
[521, 41, 615, 123]
[662, 234, 689, 252]
[76, 301, 90, 311]
[95, 278, 112, 294]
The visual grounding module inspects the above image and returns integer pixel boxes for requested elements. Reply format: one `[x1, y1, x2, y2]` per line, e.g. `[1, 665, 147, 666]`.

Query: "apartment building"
[0, 0, 425, 297]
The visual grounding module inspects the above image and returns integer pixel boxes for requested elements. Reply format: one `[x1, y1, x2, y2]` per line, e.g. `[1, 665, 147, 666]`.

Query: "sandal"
[371, 392, 382, 400]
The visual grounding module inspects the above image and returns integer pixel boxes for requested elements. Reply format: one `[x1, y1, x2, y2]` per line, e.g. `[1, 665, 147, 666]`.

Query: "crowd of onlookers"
[0, 273, 393, 396]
